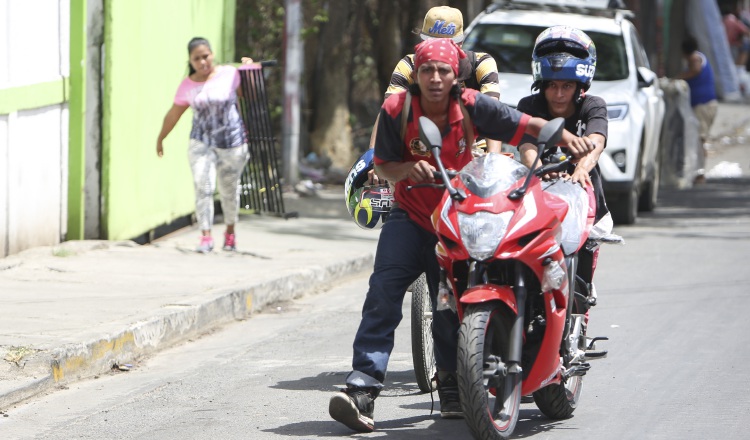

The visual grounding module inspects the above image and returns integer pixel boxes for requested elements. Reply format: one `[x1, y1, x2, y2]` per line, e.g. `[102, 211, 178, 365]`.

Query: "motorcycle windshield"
[542, 180, 589, 255]
[459, 153, 529, 198]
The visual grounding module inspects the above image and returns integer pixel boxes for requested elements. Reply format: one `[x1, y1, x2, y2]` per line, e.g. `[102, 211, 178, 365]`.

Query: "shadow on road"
[268, 368, 588, 439]
[644, 178, 750, 220]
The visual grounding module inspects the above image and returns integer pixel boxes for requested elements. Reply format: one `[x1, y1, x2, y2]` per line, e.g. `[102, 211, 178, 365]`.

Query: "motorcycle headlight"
[458, 211, 514, 261]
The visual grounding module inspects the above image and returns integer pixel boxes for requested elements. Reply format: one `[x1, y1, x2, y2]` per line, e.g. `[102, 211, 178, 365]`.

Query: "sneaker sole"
[440, 411, 464, 419]
[329, 393, 374, 433]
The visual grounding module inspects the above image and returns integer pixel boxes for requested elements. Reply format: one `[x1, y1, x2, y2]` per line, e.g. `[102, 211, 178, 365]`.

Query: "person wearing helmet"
[517, 25, 609, 312]
[329, 37, 589, 433]
[367, 6, 504, 186]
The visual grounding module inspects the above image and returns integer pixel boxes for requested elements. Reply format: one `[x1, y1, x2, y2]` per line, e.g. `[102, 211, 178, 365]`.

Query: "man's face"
[544, 80, 577, 117]
[415, 61, 457, 103]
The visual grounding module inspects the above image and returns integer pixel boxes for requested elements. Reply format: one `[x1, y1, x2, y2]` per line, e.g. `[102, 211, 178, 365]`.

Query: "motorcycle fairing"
[459, 284, 517, 314]
[522, 288, 568, 393]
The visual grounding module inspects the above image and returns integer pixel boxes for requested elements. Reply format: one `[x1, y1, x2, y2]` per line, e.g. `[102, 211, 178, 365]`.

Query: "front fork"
[469, 261, 526, 375]
[508, 261, 526, 370]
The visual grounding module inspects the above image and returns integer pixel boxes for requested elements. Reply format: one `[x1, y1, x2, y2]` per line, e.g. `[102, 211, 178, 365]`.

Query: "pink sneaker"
[196, 236, 214, 253]
[223, 233, 236, 251]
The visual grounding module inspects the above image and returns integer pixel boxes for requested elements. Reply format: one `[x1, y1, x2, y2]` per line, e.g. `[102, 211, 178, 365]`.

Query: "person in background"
[368, 6, 503, 184]
[328, 37, 588, 434]
[156, 37, 252, 253]
[384, 6, 501, 102]
[678, 35, 719, 183]
[721, 3, 750, 96]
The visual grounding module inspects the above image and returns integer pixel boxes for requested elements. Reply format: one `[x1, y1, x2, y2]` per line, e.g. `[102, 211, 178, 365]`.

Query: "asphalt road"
[2, 177, 750, 440]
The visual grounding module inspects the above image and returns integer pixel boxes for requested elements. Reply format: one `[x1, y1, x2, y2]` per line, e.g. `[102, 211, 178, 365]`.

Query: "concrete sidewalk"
[0, 188, 379, 411]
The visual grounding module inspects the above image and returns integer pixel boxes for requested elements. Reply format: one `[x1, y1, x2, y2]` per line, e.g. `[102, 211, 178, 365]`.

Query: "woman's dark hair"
[187, 37, 211, 75]
[682, 35, 698, 56]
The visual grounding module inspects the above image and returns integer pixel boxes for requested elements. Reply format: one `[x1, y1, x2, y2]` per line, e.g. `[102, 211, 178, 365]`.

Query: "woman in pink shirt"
[157, 37, 251, 253]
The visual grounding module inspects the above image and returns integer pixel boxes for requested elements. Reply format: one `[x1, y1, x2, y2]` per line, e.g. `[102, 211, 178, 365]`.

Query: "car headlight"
[607, 104, 629, 121]
[458, 211, 514, 261]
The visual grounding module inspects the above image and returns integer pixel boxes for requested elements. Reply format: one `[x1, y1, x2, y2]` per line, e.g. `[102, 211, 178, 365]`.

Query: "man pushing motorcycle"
[516, 25, 613, 304]
[328, 37, 594, 433]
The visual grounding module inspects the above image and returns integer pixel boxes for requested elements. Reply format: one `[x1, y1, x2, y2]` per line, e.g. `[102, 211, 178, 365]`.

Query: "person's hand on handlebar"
[408, 160, 437, 184]
[565, 136, 596, 158]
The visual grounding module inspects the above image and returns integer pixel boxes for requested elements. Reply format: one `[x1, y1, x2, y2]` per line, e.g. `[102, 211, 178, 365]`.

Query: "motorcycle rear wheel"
[533, 278, 587, 419]
[458, 303, 522, 440]
[410, 273, 436, 393]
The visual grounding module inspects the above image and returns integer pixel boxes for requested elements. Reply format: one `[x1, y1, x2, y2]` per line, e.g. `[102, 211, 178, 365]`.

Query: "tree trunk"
[309, 0, 354, 169]
[373, 0, 406, 96]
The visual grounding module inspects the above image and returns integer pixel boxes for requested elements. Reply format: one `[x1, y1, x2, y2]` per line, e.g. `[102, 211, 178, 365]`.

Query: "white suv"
[463, 1, 665, 224]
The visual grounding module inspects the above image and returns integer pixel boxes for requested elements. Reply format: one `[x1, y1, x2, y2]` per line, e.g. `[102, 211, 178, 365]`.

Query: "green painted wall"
[102, 0, 236, 240]
[69, 0, 86, 240]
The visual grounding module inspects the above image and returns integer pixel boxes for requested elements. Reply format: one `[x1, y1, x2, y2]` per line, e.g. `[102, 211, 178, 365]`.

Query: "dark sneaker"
[329, 387, 375, 432]
[436, 371, 463, 419]
[521, 394, 535, 404]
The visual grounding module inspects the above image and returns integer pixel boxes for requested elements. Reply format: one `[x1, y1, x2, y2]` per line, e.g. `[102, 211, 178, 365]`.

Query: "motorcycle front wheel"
[458, 303, 522, 440]
[410, 273, 436, 393]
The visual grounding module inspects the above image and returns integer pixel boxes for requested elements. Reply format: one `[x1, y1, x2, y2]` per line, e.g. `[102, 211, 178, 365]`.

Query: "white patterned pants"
[188, 139, 249, 231]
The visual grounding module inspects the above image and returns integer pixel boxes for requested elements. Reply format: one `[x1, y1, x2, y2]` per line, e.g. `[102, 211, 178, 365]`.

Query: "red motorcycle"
[414, 116, 608, 439]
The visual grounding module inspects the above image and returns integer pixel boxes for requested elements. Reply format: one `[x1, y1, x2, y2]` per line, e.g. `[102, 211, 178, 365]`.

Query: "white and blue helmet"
[531, 26, 597, 91]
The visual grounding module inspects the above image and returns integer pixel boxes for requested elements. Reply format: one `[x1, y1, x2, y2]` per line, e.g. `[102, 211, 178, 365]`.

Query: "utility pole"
[283, 0, 302, 187]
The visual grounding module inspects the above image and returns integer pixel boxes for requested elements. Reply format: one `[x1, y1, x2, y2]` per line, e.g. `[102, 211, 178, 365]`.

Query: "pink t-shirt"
[173, 65, 245, 148]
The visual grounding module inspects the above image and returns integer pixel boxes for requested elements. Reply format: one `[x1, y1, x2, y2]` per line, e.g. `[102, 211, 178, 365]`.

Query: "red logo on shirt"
[409, 138, 431, 157]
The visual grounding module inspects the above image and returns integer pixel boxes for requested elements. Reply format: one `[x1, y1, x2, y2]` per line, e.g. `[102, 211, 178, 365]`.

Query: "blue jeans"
[346, 208, 460, 393]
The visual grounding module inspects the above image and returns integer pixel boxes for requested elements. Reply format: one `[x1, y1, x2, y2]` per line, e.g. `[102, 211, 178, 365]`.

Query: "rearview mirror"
[637, 66, 656, 88]
[418, 116, 443, 154]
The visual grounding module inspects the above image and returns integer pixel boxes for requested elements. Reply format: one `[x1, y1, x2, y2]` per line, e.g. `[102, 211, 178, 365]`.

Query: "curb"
[0, 253, 374, 411]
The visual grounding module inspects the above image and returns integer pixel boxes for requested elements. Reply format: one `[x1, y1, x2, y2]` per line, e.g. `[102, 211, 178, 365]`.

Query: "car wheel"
[609, 185, 638, 225]
[638, 157, 659, 212]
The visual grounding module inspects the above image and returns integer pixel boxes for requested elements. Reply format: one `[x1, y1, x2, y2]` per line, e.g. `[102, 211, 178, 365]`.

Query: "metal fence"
[237, 62, 296, 218]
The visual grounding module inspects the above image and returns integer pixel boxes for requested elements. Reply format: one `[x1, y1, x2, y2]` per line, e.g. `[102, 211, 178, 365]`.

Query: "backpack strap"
[400, 92, 412, 144]
[402, 91, 475, 150]
[458, 98, 475, 151]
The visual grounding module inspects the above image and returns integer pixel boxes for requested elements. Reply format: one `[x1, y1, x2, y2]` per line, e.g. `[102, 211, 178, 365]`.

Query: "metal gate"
[237, 62, 296, 218]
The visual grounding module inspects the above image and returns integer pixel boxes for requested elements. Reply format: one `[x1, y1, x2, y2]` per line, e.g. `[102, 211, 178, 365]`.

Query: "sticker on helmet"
[576, 64, 596, 78]
[344, 158, 368, 197]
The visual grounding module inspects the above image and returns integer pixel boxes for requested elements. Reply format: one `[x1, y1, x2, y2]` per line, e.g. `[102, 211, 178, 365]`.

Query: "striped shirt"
[384, 51, 501, 99]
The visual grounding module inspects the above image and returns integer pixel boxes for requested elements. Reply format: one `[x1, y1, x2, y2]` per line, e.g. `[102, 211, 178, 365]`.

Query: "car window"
[464, 23, 629, 81]
[629, 27, 650, 69]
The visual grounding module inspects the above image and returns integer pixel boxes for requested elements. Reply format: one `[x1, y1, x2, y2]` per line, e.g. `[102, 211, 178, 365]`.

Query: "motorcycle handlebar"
[406, 169, 458, 191]
[433, 169, 458, 180]
[535, 156, 571, 177]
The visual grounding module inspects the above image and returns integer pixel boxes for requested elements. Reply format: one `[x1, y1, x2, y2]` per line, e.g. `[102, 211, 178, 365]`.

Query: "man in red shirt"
[328, 38, 590, 433]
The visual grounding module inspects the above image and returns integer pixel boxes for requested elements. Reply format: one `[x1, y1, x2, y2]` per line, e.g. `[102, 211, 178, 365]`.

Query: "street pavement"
[0, 101, 748, 413]
[0, 188, 380, 411]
